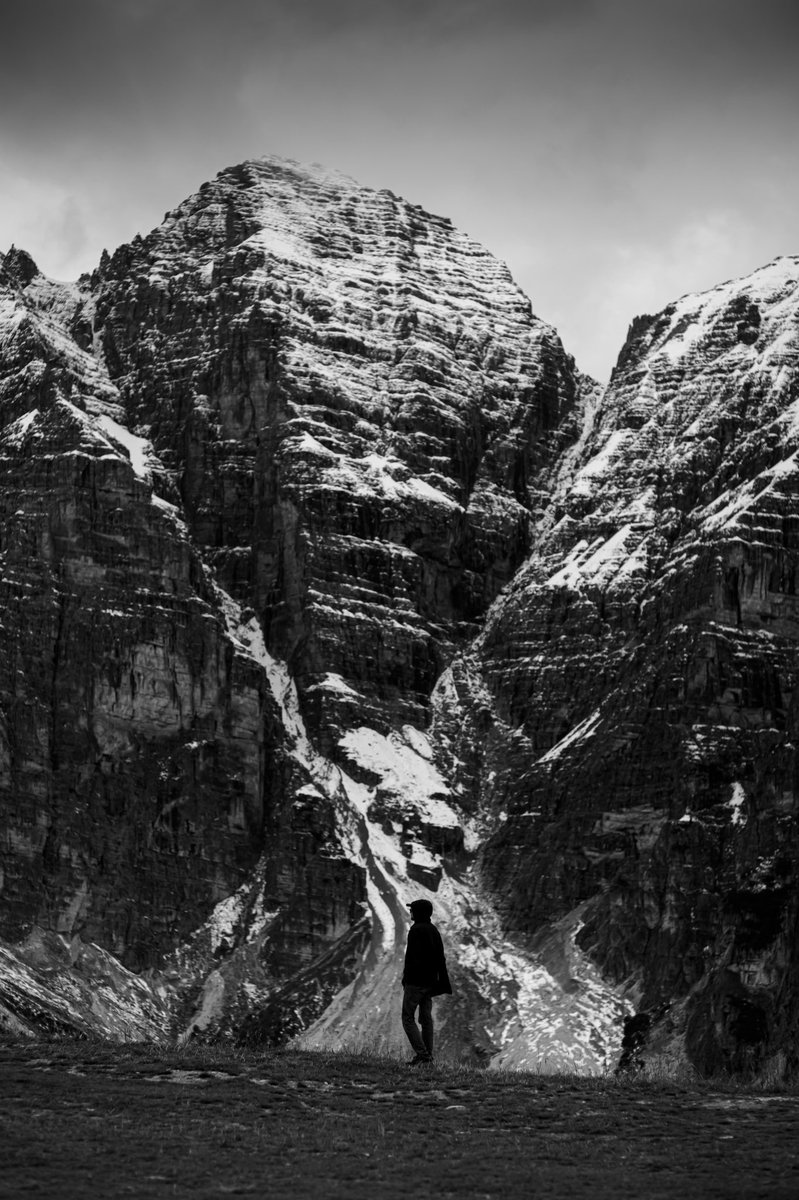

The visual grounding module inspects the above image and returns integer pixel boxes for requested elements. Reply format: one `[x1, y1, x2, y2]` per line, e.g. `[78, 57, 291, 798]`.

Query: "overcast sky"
[2, 0, 797, 379]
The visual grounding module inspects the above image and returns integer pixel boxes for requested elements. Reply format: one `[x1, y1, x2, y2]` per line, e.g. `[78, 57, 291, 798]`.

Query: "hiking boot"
[407, 1054, 433, 1066]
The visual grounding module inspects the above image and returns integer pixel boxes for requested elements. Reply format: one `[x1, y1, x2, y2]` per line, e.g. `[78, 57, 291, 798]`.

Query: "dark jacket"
[402, 918, 452, 995]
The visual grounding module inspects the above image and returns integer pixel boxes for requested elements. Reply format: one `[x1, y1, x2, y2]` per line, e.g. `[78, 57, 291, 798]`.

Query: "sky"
[1, 0, 797, 380]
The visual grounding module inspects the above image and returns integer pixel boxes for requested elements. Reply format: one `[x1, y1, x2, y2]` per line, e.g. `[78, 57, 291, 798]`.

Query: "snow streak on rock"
[0, 930, 170, 1042]
[180, 592, 627, 1070]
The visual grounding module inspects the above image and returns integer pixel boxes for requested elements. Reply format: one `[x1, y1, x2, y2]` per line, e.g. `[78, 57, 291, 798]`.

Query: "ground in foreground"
[1, 1043, 798, 1198]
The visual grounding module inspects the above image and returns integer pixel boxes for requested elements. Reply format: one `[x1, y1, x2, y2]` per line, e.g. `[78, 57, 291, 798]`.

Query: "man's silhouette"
[401, 898, 452, 1064]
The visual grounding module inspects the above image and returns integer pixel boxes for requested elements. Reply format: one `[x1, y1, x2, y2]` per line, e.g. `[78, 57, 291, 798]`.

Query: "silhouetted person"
[401, 898, 452, 1064]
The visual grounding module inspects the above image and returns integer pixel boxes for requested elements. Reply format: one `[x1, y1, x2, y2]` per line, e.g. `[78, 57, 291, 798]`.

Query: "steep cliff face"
[0, 235, 374, 1040]
[437, 257, 799, 1074]
[0, 248, 276, 968]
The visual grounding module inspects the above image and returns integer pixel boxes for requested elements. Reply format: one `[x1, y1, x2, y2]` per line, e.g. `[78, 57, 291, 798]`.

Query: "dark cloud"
[0, 0, 592, 117]
[2, 0, 797, 377]
[4, 1, 796, 150]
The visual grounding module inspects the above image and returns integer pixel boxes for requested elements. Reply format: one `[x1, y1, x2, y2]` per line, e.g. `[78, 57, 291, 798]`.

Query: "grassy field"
[2, 1042, 798, 1199]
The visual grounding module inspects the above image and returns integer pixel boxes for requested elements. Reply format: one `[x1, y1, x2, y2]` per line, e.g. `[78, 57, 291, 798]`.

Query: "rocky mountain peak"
[232, 152, 362, 191]
[1, 159, 798, 1077]
[614, 255, 799, 380]
[0, 245, 40, 289]
[92, 155, 581, 742]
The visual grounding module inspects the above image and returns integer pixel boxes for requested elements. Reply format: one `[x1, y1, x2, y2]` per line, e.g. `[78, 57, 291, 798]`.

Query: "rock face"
[1, 158, 798, 1076]
[0, 231, 370, 1041]
[92, 158, 580, 744]
[438, 257, 799, 1075]
[0, 249, 274, 968]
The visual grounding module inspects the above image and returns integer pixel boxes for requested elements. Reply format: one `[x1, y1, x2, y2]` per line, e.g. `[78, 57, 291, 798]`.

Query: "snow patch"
[95, 415, 152, 479]
[252, 224, 317, 268]
[700, 451, 799, 535]
[729, 782, 747, 827]
[659, 314, 705, 363]
[205, 892, 244, 953]
[539, 710, 602, 763]
[546, 525, 637, 590]
[3, 409, 38, 444]
[294, 430, 338, 459]
[570, 430, 635, 496]
[186, 970, 226, 1035]
[339, 725, 459, 829]
[306, 672, 361, 698]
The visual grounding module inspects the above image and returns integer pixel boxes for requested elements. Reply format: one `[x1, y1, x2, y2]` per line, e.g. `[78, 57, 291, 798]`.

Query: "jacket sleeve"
[430, 926, 453, 996]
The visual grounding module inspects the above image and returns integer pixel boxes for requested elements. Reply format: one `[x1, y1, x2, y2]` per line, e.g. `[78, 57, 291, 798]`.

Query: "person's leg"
[401, 986, 428, 1058]
[418, 992, 434, 1058]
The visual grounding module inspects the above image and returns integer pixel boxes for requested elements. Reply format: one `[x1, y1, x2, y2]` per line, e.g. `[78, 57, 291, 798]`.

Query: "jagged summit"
[139, 152, 539, 334]
[237, 152, 364, 191]
[614, 255, 799, 382]
[679, 253, 799, 304]
[0, 246, 40, 289]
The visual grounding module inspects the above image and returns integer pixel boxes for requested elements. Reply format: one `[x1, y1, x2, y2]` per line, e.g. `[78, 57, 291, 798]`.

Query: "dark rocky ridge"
[434, 258, 799, 1074]
[1, 158, 798, 1075]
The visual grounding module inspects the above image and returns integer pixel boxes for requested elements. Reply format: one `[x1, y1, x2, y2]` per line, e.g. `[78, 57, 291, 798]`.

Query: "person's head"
[408, 898, 433, 922]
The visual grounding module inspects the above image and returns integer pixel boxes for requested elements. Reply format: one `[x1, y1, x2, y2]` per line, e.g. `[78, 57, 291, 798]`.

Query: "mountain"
[437, 256, 799, 1073]
[0, 157, 797, 1076]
